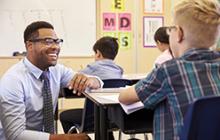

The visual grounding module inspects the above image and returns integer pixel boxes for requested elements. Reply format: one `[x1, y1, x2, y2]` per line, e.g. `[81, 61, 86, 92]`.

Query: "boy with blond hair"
[119, 0, 220, 140]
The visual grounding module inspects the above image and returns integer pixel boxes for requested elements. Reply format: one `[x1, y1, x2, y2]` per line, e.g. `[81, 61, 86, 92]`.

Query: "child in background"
[80, 36, 123, 79]
[154, 26, 173, 67]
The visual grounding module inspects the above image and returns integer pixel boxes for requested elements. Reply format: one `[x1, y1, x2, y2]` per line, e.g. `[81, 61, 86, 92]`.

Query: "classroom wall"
[97, 0, 138, 74]
[0, 56, 94, 77]
[0, 0, 96, 57]
[136, 0, 173, 73]
[96, 0, 174, 74]
[0, 0, 178, 77]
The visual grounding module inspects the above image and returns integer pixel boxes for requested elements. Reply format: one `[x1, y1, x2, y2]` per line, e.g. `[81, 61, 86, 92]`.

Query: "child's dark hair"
[93, 36, 119, 60]
[154, 27, 169, 44]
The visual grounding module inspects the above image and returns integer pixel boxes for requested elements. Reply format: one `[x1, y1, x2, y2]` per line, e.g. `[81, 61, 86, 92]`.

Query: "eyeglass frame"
[28, 38, 64, 47]
[166, 26, 177, 35]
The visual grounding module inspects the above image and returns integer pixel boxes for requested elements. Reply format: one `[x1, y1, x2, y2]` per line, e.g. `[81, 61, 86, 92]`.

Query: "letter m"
[103, 13, 116, 31]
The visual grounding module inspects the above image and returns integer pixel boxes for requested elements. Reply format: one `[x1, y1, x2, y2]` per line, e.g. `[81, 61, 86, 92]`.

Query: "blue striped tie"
[41, 71, 54, 133]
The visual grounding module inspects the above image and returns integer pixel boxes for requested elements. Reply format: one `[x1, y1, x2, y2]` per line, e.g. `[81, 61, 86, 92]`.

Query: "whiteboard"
[0, 0, 96, 56]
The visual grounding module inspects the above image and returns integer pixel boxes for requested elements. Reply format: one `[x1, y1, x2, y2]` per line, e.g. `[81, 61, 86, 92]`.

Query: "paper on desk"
[89, 87, 126, 93]
[97, 94, 144, 114]
[120, 101, 144, 115]
[96, 94, 119, 103]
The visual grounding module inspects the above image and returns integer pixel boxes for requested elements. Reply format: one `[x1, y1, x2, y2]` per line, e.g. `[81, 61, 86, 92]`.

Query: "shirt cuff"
[17, 130, 50, 140]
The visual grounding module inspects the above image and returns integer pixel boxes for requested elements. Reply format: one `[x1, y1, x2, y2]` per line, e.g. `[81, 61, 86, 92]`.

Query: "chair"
[57, 88, 85, 133]
[54, 89, 66, 134]
[180, 96, 220, 140]
[59, 79, 133, 136]
[102, 79, 133, 88]
[108, 107, 153, 140]
[108, 101, 153, 140]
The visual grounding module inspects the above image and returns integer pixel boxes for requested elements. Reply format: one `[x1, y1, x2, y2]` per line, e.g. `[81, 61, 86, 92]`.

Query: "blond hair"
[174, 0, 220, 47]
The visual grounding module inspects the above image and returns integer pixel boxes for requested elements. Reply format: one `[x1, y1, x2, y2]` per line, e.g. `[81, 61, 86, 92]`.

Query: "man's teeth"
[48, 54, 57, 57]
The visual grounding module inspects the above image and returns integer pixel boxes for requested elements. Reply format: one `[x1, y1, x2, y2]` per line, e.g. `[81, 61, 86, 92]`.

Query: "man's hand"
[68, 73, 101, 95]
[50, 133, 91, 140]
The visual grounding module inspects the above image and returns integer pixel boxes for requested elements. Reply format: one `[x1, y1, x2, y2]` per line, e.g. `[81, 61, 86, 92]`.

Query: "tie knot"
[41, 71, 49, 81]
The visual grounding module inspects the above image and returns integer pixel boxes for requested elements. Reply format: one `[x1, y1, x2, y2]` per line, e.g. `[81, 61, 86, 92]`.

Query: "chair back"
[108, 104, 153, 134]
[180, 96, 220, 140]
[79, 79, 133, 133]
[102, 79, 133, 88]
[107, 79, 153, 134]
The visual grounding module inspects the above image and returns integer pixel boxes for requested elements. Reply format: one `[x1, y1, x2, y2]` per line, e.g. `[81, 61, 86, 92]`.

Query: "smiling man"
[0, 21, 101, 140]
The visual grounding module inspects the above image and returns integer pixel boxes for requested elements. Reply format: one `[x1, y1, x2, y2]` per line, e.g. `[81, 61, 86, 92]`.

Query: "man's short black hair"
[23, 21, 54, 43]
[154, 26, 169, 44]
[93, 36, 119, 60]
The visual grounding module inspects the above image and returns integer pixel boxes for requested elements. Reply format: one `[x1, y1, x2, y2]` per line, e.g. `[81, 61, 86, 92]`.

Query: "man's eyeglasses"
[166, 26, 177, 35]
[28, 38, 64, 47]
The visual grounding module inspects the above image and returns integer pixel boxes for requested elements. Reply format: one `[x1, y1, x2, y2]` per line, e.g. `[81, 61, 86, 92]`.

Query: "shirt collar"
[98, 59, 114, 63]
[180, 48, 220, 61]
[23, 57, 48, 80]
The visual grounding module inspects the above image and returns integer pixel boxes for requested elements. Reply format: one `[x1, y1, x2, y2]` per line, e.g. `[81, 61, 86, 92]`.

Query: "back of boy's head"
[154, 27, 169, 44]
[174, 0, 220, 48]
[93, 36, 119, 60]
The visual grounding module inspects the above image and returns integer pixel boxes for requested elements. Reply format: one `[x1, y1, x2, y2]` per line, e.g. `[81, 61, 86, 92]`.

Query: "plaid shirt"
[135, 48, 220, 140]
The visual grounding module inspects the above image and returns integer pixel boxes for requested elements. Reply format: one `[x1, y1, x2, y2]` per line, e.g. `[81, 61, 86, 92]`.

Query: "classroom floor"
[57, 119, 153, 140]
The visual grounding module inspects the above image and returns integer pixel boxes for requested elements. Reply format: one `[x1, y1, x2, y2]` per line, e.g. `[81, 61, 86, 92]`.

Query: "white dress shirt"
[0, 57, 74, 140]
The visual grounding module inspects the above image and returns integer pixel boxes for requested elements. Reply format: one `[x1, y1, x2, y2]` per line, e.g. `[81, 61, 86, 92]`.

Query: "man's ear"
[177, 26, 184, 43]
[25, 41, 33, 51]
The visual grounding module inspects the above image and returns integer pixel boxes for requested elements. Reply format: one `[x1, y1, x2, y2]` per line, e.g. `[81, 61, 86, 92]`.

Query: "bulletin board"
[0, 0, 96, 56]
[143, 16, 164, 47]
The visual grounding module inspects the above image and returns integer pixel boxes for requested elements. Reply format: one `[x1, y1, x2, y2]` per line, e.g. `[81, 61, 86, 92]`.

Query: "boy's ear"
[177, 26, 184, 43]
[96, 50, 103, 58]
